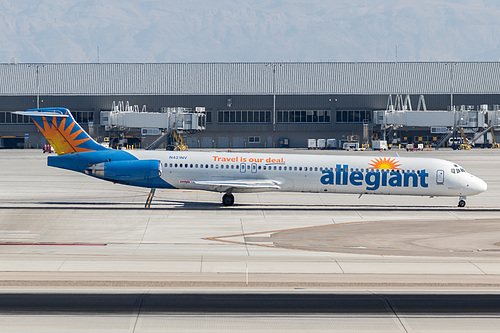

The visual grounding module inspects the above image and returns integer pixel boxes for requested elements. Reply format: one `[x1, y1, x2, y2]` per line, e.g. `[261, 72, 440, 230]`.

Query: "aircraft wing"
[180, 179, 281, 192]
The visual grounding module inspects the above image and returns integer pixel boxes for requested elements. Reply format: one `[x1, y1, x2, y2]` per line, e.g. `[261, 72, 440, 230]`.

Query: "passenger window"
[451, 169, 455, 173]
[273, 166, 277, 170]
[195, 164, 198, 168]
[299, 167, 302, 171]
[175, 163, 178, 167]
[258, 166, 261, 170]
[304, 167, 308, 171]
[231, 165, 234, 169]
[279, 166, 282, 170]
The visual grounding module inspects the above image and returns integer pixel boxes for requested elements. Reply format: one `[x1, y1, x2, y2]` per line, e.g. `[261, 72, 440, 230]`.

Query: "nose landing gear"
[222, 193, 235, 206]
[458, 196, 466, 208]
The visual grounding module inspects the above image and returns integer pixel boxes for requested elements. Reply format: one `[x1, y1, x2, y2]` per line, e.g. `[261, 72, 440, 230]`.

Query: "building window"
[72, 111, 94, 124]
[248, 136, 261, 143]
[218, 110, 271, 123]
[277, 110, 331, 123]
[0, 111, 32, 124]
[336, 110, 372, 123]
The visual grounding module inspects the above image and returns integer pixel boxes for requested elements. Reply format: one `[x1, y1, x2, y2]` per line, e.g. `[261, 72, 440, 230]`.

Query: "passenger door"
[436, 170, 444, 185]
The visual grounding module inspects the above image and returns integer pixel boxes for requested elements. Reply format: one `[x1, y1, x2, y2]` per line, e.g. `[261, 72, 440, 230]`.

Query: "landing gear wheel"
[458, 200, 466, 208]
[222, 193, 235, 206]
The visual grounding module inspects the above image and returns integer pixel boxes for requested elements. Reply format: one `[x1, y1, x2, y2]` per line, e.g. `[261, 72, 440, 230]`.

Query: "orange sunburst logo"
[368, 157, 401, 170]
[34, 116, 92, 155]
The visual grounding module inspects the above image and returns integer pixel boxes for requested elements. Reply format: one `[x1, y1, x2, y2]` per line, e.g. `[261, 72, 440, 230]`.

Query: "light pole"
[450, 62, 454, 110]
[36, 65, 40, 108]
[272, 64, 276, 131]
[29, 64, 44, 108]
[266, 63, 280, 132]
[448, 63, 457, 148]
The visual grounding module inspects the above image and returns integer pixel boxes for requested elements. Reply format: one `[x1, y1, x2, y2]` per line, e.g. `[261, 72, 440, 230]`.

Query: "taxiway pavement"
[1, 148, 500, 332]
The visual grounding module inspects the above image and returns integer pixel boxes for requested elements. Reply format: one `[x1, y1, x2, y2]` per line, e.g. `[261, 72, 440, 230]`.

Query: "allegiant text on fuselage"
[320, 164, 429, 191]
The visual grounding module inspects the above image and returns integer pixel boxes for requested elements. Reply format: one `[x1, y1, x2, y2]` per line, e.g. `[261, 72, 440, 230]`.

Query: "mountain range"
[1, 0, 499, 63]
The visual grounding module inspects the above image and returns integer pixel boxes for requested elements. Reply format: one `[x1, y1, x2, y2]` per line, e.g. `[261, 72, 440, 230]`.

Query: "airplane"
[15, 107, 487, 208]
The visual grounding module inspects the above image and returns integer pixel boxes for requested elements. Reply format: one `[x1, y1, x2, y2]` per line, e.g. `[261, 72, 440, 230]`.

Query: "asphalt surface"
[1, 148, 500, 332]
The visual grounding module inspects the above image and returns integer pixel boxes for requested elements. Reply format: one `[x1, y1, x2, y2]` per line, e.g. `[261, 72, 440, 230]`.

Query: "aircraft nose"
[467, 176, 487, 195]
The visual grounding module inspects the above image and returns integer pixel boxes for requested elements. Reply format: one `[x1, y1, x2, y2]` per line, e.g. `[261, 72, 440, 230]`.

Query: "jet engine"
[85, 159, 162, 186]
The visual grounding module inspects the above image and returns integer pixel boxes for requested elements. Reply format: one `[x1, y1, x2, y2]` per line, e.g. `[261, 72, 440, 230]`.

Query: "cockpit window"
[452, 164, 466, 174]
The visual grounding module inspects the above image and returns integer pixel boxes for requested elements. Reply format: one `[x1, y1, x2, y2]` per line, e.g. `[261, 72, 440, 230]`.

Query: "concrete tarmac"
[1, 148, 500, 332]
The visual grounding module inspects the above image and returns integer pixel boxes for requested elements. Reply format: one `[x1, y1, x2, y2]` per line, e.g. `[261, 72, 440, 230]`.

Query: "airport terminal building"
[1, 62, 500, 149]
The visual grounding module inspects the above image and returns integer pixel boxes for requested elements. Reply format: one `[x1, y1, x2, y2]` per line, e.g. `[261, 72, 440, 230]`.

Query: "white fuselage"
[127, 150, 487, 198]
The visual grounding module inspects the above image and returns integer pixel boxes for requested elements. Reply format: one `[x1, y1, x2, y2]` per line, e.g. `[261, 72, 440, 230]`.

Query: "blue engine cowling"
[86, 159, 162, 187]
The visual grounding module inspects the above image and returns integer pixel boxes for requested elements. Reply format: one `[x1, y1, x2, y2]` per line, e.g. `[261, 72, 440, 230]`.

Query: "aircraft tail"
[15, 107, 108, 155]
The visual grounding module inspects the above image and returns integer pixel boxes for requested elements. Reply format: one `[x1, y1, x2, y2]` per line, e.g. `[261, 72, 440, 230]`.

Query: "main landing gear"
[458, 196, 466, 208]
[222, 193, 235, 206]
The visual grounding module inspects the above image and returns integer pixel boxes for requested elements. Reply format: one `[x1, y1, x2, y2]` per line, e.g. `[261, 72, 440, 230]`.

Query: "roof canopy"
[1, 62, 499, 96]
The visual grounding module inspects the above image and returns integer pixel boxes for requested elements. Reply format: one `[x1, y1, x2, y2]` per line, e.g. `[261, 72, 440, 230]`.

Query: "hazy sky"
[1, 0, 500, 63]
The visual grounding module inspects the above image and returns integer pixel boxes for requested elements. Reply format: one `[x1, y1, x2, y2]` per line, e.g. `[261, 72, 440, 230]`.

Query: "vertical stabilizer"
[15, 107, 108, 155]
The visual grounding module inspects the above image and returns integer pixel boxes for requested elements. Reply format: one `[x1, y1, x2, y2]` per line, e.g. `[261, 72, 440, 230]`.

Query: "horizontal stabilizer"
[13, 111, 69, 118]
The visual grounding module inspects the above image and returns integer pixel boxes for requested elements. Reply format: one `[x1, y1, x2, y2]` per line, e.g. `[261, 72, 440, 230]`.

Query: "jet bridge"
[373, 95, 494, 147]
[374, 109, 486, 128]
[101, 104, 206, 132]
[100, 102, 206, 149]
